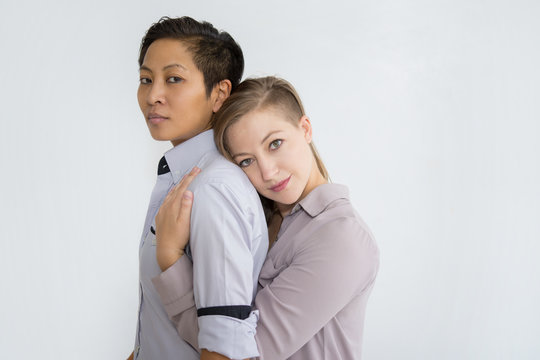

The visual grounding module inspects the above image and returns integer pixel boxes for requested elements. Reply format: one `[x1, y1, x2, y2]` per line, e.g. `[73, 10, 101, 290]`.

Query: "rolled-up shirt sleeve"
[152, 257, 199, 350]
[189, 181, 259, 358]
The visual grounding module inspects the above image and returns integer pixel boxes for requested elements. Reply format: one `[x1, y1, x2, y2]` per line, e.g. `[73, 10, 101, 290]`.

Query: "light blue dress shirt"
[135, 130, 268, 359]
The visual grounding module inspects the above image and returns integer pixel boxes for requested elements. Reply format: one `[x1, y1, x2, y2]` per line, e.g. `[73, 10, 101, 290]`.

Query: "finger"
[176, 190, 194, 224]
[179, 166, 201, 189]
[162, 172, 189, 207]
[160, 170, 195, 214]
[170, 167, 201, 203]
[161, 185, 178, 208]
[169, 172, 189, 197]
[162, 168, 199, 217]
[163, 168, 194, 206]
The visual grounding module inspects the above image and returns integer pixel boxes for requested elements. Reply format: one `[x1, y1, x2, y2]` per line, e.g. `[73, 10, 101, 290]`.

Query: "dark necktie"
[157, 156, 170, 175]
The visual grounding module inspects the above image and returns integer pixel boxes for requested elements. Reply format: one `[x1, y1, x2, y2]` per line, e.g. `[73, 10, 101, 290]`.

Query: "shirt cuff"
[151, 256, 194, 319]
[198, 310, 259, 359]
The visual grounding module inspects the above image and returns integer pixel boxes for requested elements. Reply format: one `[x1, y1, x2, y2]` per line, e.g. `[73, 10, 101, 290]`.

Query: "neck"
[276, 203, 295, 217]
[170, 123, 213, 147]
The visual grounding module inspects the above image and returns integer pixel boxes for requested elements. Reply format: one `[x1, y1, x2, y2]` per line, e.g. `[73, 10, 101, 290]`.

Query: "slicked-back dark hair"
[138, 16, 244, 96]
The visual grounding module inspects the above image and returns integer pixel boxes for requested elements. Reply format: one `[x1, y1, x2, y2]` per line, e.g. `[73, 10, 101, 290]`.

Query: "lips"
[148, 112, 168, 125]
[269, 176, 291, 192]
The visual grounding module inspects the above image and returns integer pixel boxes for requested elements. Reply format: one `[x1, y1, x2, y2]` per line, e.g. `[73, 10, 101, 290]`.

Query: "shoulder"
[195, 152, 253, 188]
[318, 208, 375, 247]
[188, 152, 260, 209]
[307, 207, 380, 285]
[300, 194, 378, 260]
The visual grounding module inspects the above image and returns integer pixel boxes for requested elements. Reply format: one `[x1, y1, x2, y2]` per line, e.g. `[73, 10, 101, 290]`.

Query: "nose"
[258, 157, 278, 182]
[146, 81, 165, 105]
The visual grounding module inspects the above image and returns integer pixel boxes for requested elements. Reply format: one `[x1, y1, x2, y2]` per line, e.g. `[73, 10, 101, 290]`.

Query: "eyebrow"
[261, 130, 283, 144]
[231, 130, 285, 159]
[139, 63, 187, 72]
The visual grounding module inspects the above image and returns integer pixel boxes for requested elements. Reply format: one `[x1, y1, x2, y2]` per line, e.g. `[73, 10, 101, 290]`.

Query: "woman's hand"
[155, 167, 201, 271]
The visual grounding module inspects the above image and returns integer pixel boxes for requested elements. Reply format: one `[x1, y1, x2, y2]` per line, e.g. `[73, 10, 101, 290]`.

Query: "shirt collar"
[163, 130, 217, 183]
[289, 183, 349, 217]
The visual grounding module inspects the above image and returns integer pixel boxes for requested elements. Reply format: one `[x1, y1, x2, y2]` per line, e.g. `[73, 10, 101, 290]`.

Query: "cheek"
[168, 89, 183, 108]
[178, 93, 211, 120]
[288, 142, 309, 166]
[137, 87, 146, 110]
[291, 145, 313, 178]
[180, 86, 204, 105]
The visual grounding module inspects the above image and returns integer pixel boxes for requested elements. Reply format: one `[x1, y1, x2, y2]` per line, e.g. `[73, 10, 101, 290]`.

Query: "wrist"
[157, 248, 185, 272]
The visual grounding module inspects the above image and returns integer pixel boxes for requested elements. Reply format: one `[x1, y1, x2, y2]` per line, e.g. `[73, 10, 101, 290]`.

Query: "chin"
[274, 194, 300, 206]
[148, 128, 177, 142]
[148, 133, 170, 142]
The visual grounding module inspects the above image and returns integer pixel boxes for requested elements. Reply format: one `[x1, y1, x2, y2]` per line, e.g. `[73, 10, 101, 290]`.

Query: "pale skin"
[151, 108, 327, 359]
[155, 167, 199, 271]
[226, 108, 326, 217]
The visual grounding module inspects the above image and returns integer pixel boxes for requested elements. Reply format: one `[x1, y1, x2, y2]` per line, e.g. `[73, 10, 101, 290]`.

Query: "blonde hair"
[212, 76, 329, 219]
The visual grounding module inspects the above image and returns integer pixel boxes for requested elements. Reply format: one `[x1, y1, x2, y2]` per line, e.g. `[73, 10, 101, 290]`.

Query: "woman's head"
[213, 76, 329, 215]
[139, 16, 244, 95]
[137, 16, 244, 146]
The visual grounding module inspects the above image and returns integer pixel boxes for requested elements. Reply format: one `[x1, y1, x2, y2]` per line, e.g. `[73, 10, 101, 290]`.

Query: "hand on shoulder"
[155, 167, 200, 271]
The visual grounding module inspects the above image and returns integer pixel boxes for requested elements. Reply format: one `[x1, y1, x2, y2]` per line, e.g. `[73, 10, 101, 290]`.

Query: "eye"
[139, 77, 152, 84]
[269, 139, 282, 150]
[238, 158, 253, 168]
[167, 76, 183, 83]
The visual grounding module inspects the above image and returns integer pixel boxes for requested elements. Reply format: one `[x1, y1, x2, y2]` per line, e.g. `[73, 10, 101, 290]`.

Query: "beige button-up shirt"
[152, 183, 379, 359]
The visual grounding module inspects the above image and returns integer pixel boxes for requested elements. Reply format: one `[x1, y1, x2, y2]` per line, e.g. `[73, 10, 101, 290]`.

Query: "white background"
[1, 0, 539, 359]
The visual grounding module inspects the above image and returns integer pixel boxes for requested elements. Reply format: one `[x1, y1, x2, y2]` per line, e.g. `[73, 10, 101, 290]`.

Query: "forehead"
[226, 108, 296, 147]
[141, 38, 195, 68]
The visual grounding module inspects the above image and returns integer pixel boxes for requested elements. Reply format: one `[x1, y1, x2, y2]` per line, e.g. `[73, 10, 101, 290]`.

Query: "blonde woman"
[154, 77, 379, 359]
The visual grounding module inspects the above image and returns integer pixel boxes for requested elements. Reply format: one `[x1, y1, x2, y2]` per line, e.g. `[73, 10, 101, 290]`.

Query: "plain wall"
[1, 0, 539, 359]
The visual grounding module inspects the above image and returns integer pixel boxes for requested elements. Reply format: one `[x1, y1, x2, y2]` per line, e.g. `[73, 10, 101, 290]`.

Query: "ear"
[212, 79, 232, 113]
[299, 115, 313, 144]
